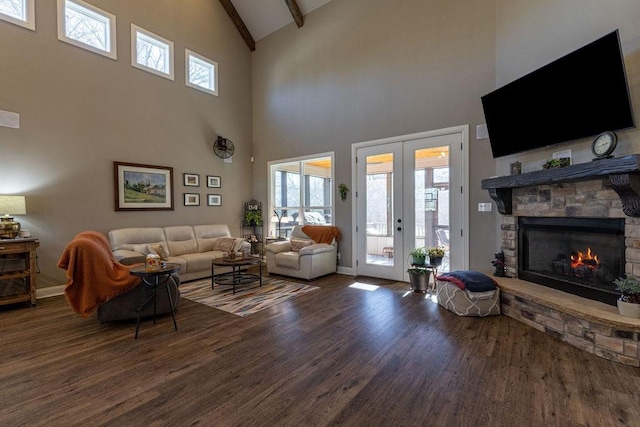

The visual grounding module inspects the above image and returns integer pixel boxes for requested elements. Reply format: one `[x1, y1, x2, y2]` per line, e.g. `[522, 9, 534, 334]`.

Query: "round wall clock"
[591, 131, 617, 160]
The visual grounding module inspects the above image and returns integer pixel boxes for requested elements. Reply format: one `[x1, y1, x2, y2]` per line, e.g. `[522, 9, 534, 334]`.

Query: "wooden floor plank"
[1, 273, 639, 426]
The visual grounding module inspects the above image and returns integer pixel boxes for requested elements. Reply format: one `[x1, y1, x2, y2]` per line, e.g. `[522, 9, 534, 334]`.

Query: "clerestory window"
[0, 0, 35, 30]
[57, 0, 116, 59]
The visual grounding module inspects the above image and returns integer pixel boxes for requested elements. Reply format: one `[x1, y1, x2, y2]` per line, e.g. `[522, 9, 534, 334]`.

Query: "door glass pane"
[366, 153, 394, 266]
[414, 146, 450, 271]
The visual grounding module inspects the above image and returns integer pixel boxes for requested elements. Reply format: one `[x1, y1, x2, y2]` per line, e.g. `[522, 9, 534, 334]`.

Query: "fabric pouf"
[436, 279, 501, 317]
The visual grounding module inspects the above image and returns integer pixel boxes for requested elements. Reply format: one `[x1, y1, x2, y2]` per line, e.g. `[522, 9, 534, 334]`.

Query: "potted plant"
[407, 267, 431, 293]
[427, 246, 445, 266]
[409, 247, 427, 265]
[243, 210, 263, 227]
[613, 276, 640, 318]
[542, 158, 570, 169]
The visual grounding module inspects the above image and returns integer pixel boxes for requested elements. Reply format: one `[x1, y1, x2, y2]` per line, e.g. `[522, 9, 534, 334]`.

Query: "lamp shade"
[0, 195, 26, 215]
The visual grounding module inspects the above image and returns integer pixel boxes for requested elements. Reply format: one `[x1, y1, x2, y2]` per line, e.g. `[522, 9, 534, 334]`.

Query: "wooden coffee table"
[211, 257, 262, 294]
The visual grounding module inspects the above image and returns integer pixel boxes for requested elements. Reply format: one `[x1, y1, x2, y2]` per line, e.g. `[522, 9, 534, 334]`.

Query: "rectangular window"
[186, 49, 218, 96]
[131, 24, 174, 80]
[0, 0, 34, 30]
[269, 154, 334, 238]
[57, 0, 116, 59]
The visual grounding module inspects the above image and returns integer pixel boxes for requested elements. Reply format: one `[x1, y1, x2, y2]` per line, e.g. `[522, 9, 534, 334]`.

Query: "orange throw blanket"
[57, 231, 141, 318]
[302, 225, 341, 244]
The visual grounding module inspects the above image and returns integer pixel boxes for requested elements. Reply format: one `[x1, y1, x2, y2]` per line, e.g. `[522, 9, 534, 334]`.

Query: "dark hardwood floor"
[1, 273, 639, 426]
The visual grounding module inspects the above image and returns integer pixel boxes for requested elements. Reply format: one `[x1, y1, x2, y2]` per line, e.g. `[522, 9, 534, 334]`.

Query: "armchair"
[265, 225, 338, 280]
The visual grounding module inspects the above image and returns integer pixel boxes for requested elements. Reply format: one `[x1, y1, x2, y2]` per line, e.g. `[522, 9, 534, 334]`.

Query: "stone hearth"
[497, 278, 640, 367]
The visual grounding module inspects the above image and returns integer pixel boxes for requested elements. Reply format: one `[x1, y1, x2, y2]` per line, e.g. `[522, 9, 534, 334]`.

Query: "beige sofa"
[108, 224, 250, 282]
[264, 225, 337, 280]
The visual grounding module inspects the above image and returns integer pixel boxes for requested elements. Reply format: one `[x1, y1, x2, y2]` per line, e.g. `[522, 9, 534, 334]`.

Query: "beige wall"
[494, 0, 640, 174]
[253, 0, 640, 272]
[0, 0, 253, 286]
[493, 0, 640, 250]
[252, 0, 498, 271]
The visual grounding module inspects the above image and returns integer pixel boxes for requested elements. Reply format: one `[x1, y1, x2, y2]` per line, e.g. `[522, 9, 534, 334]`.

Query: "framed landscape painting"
[114, 161, 174, 211]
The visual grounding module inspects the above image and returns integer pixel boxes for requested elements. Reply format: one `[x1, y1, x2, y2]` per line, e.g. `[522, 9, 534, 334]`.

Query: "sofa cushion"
[291, 239, 313, 252]
[180, 251, 225, 273]
[148, 243, 169, 260]
[164, 226, 198, 256]
[212, 237, 235, 253]
[274, 252, 300, 269]
[108, 227, 166, 252]
[194, 224, 232, 252]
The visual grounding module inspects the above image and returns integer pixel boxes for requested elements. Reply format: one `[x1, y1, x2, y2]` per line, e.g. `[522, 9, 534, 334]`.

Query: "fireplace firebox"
[518, 217, 625, 306]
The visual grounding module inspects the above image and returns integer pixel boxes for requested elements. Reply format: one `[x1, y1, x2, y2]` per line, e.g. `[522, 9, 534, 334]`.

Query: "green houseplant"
[243, 210, 263, 227]
[542, 158, 570, 169]
[338, 183, 350, 201]
[614, 276, 640, 318]
[409, 247, 427, 265]
[426, 246, 445, 266]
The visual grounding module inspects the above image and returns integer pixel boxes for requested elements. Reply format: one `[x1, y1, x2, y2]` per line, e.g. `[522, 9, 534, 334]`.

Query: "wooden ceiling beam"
[284, 0, 304, 28]
[218, 0, 255, 52]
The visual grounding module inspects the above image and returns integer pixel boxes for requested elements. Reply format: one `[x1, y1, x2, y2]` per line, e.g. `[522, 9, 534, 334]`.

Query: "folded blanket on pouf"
[436, 270, 497, 292]
[435, 271, 501, 317]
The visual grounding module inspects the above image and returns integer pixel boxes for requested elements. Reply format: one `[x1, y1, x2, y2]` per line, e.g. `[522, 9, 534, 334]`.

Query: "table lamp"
[0, 195, 26, 239]
[272, 209, 290, 238]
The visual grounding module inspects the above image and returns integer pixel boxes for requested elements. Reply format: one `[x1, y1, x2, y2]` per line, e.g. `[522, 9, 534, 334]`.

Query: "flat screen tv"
[482, 30, 635, 158]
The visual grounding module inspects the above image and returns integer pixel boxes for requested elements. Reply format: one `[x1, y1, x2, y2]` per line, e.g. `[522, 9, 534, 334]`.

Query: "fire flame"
[571, 247, 599, 270]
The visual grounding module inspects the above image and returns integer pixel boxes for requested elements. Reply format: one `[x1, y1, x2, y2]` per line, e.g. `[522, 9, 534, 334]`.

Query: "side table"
[0, 238, 39, 307]
[129, 263, 181, 339]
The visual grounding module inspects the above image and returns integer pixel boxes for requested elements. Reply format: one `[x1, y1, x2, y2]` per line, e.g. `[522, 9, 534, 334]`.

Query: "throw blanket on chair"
[436, 270, 497, 292]
[301, 225, 341, 244]
[57, 231, 141, 318]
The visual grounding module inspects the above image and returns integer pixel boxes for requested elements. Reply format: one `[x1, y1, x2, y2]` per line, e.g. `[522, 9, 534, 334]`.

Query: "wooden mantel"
[481, 154, 640, 216]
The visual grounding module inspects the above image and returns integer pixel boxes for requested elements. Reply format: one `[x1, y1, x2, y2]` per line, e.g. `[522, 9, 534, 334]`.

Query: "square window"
[186, 49, 218, 96]
[131, 24, 174, 80]
[0, 0, 35, 30]
[57, 0, 116, 59]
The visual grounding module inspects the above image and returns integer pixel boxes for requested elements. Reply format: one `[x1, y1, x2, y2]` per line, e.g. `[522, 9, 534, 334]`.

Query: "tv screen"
[482, 30, 635, 158]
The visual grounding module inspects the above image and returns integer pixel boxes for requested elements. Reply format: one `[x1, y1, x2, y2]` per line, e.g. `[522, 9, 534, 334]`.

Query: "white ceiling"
[230, 0, 333, 41]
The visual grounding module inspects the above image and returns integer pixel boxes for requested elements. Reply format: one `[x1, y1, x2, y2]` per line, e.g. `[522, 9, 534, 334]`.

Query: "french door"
[354, 127, 467, 281]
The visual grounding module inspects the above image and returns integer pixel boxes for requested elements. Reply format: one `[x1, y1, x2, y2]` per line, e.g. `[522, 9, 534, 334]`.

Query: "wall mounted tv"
[481, 30, 635, 158]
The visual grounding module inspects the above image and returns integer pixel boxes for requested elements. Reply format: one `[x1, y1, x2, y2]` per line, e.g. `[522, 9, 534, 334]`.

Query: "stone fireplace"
[481, 155, 640, 367]
[499, 178, 638, 303]
[518, 216, 625, 305]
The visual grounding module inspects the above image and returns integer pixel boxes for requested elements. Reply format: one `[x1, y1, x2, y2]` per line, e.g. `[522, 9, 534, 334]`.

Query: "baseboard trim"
[337, 266, 354, 276]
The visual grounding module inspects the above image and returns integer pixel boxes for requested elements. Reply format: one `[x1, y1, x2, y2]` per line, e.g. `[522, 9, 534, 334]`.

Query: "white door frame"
[351, 125, 470, 278]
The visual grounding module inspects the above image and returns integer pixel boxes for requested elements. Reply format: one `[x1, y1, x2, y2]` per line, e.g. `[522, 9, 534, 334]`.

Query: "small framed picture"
[510, 162, 522, 175]
[207, 194, 222, 206]
[184, 173, 199, 187]
[207, 175, 221, 188]
[184, 193, 200, 206]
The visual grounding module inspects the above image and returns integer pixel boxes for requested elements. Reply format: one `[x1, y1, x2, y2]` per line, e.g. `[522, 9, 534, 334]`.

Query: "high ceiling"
[221, 0, 333, 50]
